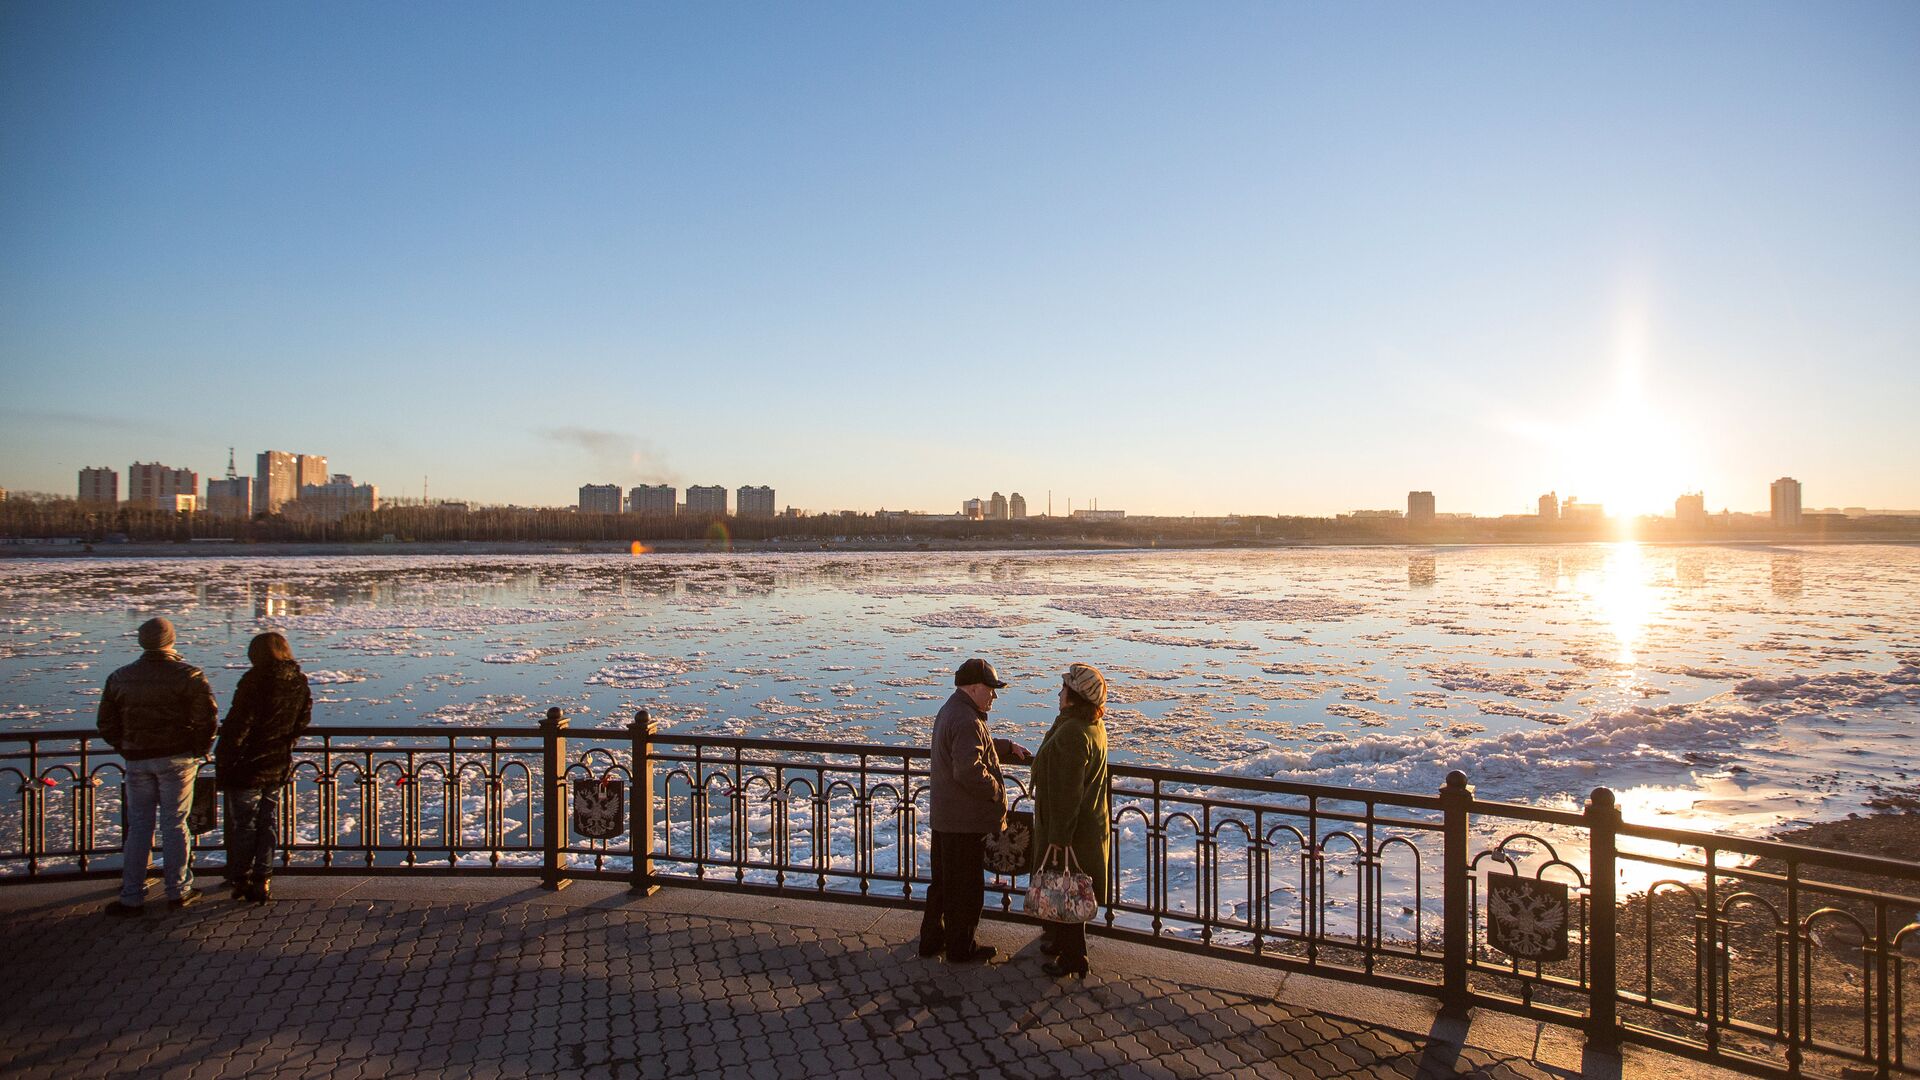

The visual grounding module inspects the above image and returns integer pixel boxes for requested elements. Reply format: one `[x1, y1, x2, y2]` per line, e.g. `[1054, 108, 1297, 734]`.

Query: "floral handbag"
[1024, 845, 1098, 924]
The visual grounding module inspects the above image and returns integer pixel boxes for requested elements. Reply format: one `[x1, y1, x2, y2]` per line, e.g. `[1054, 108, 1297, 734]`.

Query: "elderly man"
[98, 617, 218, 915]
[918, 658, 1032, 963]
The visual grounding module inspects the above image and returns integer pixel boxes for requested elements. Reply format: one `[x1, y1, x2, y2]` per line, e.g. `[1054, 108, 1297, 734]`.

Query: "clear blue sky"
[3, 3, 1916, 515]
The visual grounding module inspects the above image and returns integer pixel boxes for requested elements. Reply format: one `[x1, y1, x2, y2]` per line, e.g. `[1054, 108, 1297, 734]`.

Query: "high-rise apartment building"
[578, 484, 623, 514]
[962, 498, 985, 520]
[737, 485, 775, 518]
[988, 492, 1008, 521]
[630, 484, 677, 515]
[1771, 477, 1803, 528]
[296, 454, 329, 491]
[128, 462, 199, 510]
[1009, 493, 1027, 519]
[206, 476, 254, 518]
[685, 485, 728, 516]
[1407, 491, 1436, 523]
[78, 467, 118, 506]
[1538, 492, 1559, 520]
[256, 451, 298, 514]
[255, 451, 328, 514]
[1675, 492, 1707, 527]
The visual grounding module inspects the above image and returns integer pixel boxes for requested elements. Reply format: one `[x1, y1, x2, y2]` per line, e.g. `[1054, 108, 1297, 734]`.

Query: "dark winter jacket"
[929, 690, 1007, 834]
[97, 650, 218, 762]
[214, 660, 313, 790]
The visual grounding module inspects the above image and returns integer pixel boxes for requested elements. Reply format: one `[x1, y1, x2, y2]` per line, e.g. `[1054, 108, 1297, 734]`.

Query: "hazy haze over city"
[2, 4, 1916, 516]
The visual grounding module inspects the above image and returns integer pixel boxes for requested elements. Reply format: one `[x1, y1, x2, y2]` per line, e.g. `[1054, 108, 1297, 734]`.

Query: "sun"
[1568, 401, 1692, 519]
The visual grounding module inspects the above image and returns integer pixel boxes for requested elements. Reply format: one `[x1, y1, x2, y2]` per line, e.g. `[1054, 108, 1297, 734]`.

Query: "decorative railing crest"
[4, 711, 1916, 1079]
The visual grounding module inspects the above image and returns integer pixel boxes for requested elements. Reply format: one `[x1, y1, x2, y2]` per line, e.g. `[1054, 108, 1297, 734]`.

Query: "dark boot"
[245, 876, 271, 903]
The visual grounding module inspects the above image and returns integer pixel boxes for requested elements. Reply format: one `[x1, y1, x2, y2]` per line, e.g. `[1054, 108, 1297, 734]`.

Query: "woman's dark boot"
[1041, 958, 1089, 978]
[246, 876, 271, 903]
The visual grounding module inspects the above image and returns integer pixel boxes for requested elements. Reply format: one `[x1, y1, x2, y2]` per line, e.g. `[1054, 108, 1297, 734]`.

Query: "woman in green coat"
[1032, 662, 1110, 978]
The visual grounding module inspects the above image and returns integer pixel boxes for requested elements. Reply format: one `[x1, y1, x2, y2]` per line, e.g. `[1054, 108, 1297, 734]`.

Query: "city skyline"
[26, 449, 1900, 521]
[3, 5, 1917, 514]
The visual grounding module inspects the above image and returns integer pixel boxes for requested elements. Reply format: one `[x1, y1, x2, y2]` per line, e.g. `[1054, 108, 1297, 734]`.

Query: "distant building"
[1770, 477, 1803, 528]
[78, 467, 118, 506]
[296, 475, 379, 521]
[1562, 498, 1605, 522]
[737, 485, 775, 518]
[578, 484, 623, 514]
[1070, 508, 1126, 521]
[988, 492, 1008, 521]
[256, 451, 298, 514]
[296, 454, 328, 491]
[1009, 492, 1027, 520]
[630, 484, 677, 515]
[962, 498, 985, 520]
[1675, 492, 1707, 527]
[685, 485, 728, 516]
[128, 462, 199, 510]
[0, 487, 7, 503]
[206, 476, 254, 518]
[1407, 491, 1436, 524]
[1341, 509, 1403, 520]
[1538, 492, 1559, 520]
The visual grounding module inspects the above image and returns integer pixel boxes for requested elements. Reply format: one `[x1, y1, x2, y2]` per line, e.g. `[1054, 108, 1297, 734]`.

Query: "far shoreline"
[4, 536, 1919, 559]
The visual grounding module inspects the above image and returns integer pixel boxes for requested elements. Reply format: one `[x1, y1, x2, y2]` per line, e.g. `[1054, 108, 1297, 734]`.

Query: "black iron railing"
[3, 712, 1916, 1079]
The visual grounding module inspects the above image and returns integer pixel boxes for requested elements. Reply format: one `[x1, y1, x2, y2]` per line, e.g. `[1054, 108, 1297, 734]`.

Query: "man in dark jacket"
[918, 658, 1031, 963]
[98, 617, 217, 915]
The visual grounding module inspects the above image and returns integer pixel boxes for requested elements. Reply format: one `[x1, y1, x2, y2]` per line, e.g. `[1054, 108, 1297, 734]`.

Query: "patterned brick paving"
[0, 889, 1569, 1079]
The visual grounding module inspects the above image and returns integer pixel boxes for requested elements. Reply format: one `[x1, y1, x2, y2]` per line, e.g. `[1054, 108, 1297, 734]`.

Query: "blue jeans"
[223, 786, 283, 882]
[121, 755, 199, 905]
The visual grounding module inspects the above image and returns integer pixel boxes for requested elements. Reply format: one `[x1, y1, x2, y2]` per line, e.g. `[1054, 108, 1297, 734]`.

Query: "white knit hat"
[1063, 663, 1107, 709]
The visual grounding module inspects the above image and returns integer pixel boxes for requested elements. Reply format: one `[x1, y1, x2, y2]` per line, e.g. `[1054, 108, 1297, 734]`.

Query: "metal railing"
[4, 711, 1916, 1079]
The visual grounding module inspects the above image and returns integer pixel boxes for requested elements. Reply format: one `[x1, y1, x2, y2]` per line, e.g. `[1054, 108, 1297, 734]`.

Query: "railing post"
[630, 710, 658, 895]
[541, 707, 570, 891]
[1440, 770, 1473, 1017]
[1585, 787, 1621, 1054]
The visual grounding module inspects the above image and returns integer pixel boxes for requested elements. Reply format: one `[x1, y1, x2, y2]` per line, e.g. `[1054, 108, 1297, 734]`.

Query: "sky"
[2, 4, 1917, 517]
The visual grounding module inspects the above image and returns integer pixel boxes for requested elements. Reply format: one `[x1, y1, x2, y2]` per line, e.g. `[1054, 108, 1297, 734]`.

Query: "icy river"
[3, 544, 1916, 838]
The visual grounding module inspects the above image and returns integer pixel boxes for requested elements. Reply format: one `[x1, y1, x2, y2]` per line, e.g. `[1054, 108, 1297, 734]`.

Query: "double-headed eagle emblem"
[1487, 874, 1570, 962]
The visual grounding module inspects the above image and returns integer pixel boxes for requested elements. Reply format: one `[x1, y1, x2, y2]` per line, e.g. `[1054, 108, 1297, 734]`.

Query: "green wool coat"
[1031, 705, 1110, 905]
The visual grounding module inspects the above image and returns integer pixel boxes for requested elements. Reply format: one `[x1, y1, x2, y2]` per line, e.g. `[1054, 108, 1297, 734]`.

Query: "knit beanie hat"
[137, 617, 176, 652]
[1062, 663, 1107, 710]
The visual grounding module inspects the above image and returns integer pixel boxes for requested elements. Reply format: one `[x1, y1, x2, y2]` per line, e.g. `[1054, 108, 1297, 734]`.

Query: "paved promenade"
[0, 877, 1737, 1080]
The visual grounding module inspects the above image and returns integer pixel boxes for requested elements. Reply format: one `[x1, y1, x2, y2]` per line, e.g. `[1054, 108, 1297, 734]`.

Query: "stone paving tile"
[0, 891, 1572, 1080]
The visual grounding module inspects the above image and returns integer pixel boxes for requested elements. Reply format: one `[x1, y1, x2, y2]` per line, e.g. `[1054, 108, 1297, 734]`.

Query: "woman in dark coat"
[215, 632, 312, 901]
[1031, 662, 1110, 978]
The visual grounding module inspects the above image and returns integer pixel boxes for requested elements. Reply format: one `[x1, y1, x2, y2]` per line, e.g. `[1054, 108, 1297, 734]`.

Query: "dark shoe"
[917, 938, 945, 959]
[167, 889, 201, 910]
[103, 901, 144, 918]
[947, 945, 996, 964]
[245, 878, 271, 904]
[225, 878, 247, 900]
[1042, 958, 1089, 979]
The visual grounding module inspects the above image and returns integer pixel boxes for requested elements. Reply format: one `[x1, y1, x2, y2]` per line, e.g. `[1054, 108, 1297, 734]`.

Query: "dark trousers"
[919, 830, 986, 957]
[1045, 920, 1088, 967]
[223, 786, 283, 882]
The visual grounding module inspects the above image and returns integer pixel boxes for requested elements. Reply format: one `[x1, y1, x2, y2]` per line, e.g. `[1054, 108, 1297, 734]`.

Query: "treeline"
[2, 498, 1914, 547]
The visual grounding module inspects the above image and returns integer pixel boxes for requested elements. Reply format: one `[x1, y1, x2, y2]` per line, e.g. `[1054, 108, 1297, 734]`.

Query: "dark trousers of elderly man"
[919, 831, 989, 960]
